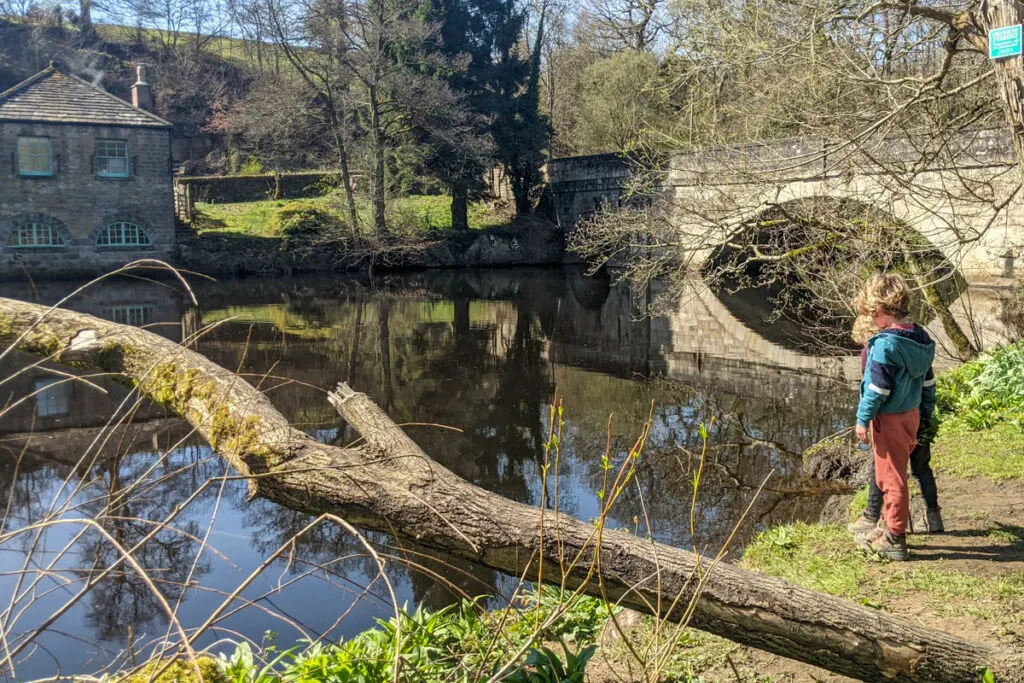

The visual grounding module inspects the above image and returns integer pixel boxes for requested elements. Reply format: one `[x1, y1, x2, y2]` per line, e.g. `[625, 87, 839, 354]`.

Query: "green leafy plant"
[216, 640, 298, 683]
[937, 343, 1024, 431]
[504, 642, 597, 683]
[513, 585, 613, 642]
[239, 157, 265, 175]
[270, 202, 345, 238]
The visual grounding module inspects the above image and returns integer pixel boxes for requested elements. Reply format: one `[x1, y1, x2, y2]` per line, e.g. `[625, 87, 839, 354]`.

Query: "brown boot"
[856, 519, 909, 561]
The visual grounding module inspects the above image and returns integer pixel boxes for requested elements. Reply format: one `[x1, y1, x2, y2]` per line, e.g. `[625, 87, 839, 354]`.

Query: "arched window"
[96, 222, 151, 247]
[6, 222, 65, 248]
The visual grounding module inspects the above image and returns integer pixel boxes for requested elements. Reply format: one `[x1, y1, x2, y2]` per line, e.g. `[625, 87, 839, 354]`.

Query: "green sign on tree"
[990, 25, 1023, 60]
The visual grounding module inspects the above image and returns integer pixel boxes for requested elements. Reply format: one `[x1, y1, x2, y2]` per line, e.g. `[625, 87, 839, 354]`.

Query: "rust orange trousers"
[871, 408, 920, 536]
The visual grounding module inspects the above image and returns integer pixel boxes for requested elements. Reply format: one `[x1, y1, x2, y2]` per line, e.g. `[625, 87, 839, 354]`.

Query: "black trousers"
[864, 443, 939, 519]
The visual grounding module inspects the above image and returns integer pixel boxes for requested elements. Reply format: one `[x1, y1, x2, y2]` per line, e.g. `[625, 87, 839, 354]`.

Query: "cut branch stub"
[1, 296, 1022, 683]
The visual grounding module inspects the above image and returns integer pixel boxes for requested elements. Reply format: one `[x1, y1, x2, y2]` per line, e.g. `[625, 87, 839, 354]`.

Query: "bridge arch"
[701, 195, 964, 351]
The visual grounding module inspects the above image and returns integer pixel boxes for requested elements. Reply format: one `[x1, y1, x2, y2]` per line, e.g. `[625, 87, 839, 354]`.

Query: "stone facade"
[543, 153, 631, 231]
[0, 66, 174, 277]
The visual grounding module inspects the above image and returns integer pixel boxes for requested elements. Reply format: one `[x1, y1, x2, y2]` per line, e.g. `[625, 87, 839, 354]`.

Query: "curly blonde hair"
[854, 273, 911, 318]
[851, 314, 881, 345]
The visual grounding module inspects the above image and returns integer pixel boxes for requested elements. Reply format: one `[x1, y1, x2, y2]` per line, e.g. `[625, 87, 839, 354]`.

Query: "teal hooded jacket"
[857, 325, 936, 428]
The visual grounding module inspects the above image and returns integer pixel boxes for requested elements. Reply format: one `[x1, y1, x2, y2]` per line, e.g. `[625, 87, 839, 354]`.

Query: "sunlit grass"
[742, 523, 867, 597]
[193, 195, 508, 238]
[742, 522, 1024, 621]
[932, 423, 1024, 481]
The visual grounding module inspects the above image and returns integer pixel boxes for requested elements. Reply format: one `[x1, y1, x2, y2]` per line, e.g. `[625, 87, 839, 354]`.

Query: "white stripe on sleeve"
[923, 378, 936, 387]
[868, 383, 891, 396]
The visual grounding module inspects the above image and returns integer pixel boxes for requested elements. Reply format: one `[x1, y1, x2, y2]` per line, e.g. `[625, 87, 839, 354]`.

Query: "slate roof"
[0, 64, 172, 129]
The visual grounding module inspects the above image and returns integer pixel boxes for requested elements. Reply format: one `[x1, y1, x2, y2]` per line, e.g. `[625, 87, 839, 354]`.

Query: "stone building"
[0, 63, 174, 277]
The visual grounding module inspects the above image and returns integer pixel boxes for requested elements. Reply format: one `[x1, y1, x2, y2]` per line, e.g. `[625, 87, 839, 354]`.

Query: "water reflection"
[0, 268, 864, 679]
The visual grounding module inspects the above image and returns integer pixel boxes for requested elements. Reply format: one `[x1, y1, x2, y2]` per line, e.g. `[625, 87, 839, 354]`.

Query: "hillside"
[0, 16, 260, 173]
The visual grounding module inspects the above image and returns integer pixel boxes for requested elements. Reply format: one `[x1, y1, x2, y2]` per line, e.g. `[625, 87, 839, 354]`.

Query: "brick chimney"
[131, 65, 153, 111]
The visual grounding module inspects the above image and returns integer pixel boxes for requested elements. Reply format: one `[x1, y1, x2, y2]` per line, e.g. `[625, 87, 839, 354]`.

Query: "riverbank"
[114, 441, 1024, 683]
[649, 342, 1024, 681]
[172, 196, 572, 276]
[174, 217, 569, 276]
[686, 463, 1024, 680]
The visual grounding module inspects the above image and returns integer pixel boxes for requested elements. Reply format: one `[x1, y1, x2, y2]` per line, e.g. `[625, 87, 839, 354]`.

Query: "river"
[0, 267, 882, 678]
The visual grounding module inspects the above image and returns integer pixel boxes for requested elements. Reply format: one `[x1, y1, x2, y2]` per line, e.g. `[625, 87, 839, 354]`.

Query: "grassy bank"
[728, 341, 1024, 679]
[193, 194, 510, 238]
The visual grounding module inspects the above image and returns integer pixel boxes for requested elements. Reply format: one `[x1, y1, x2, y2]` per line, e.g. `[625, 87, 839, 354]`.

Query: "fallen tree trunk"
[1, 296, 1020, 682]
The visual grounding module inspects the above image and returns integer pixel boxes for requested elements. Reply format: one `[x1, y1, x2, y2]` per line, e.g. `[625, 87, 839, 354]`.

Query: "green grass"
[848, 485, 869, 520]
[94, 23, 290, 70]
[932, 422, 1024, 481]
[742, 523, 1024, 620]
[742, 524, 867, 597]
[193, 194, 508, 238]
[193, 199, 296, 237]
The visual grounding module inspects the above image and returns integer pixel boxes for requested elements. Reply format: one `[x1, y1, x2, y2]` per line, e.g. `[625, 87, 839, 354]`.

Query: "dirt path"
[908, 475, 1024, 575]
[716, 474, 1024, 682]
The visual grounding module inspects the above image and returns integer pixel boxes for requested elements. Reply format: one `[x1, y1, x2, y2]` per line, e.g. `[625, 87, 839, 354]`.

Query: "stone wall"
[174, 219, 567, 277]
[0, 122, 174, 277]
[544, 153, 631, 231]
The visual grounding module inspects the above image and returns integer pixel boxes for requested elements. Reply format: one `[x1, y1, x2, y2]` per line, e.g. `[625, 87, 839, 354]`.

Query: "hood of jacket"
[868, 328, 935, 378]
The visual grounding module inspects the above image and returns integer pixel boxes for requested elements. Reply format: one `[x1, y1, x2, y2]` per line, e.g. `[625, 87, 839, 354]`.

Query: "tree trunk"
[511, 172, 532, 216]
[977, 0, 1024, 179]
[369, 86, 388, 238]
[329, 106, 360, 231]
[78, 0, 96, 43]
[378, 300, 393, 413]
[451, 185, 469, 232]
[2, 297, 1022, 683]
[902, 248, 979, 360]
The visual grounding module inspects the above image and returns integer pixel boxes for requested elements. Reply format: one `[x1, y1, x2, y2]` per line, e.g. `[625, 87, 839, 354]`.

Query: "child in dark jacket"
[847, 314, 944, 535]
[851, 274, 937, 561]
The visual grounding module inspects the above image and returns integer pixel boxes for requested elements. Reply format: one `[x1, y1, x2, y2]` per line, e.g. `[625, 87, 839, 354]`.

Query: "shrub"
[270, 202, 343, 237]
[121, 657, 225, 683]
[207, 588, 607, 683]
[239, 157, 265, 175]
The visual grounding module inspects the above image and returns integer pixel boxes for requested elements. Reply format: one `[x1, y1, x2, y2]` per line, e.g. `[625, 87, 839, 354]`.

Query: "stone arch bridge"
[546, 132, 1024, 282]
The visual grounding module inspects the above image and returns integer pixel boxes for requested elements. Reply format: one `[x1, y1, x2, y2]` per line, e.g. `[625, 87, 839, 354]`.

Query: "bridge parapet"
[670, 129, 1016, 186]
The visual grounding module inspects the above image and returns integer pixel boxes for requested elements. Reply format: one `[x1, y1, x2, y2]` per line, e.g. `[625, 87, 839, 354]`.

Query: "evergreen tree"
[426, 0, 550, 223]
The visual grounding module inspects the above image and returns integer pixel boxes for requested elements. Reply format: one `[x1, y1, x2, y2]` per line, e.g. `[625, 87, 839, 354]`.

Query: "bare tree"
[331, 0, 459, 236]
[582, 0, 668, 53]
[252, 0, 362, 226]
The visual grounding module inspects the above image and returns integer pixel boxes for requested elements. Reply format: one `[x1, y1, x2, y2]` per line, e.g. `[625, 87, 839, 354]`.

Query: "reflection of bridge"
[545, 274, 861, 412]
[546, 133, 1024, 281]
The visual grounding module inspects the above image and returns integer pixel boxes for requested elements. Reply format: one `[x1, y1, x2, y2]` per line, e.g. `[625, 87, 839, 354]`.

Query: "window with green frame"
[95, 139, 129, 177]
[17, 136, 52, 176]
[96, 221, 151, 247]
[6, 222, 65, 247]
